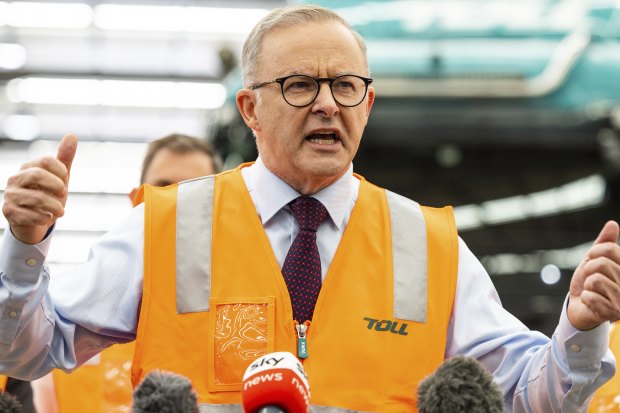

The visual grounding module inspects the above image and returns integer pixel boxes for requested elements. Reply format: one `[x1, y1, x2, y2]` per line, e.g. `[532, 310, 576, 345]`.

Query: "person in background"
[1, 5, 620, 412]
[129, 133, 223, 202]
[31, 133, 221, 413]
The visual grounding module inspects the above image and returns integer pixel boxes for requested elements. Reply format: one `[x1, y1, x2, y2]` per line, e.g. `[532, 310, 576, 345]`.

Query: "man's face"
[237, 20, 374, 194]
[143, 148, 214, 186]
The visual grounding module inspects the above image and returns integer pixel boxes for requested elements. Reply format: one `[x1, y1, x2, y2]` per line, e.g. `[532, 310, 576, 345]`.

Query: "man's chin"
[301, 159, 339, 174]
[304, 163, 349, 184]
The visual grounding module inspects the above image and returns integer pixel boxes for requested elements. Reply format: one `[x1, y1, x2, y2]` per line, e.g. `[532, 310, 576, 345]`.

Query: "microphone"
[242, 352, 310, 413]
[417, 356, 504, 413]
[0, 391, 21, 413]
[132, 370, 199, 413]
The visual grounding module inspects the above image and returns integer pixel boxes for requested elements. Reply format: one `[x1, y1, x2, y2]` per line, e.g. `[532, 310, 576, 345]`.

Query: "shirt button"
[8, 311, 17, 318]
[570, 344, 582, 353]
[26, 258, 37, 266]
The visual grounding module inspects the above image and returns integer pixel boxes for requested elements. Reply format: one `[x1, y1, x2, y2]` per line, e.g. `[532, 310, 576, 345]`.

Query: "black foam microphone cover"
[132, 370, 199, 413]
[0, 391, 22, 413]
[417, 356, 504, 413]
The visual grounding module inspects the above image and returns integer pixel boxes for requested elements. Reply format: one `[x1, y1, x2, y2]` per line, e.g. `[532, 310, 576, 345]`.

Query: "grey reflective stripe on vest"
[199, 404, 241, 412]
[385, 190, 428, 323]
[175, 181, 428, 323]
[198, 404, 368, 412]
[312, 405, 370, 412]
[176, 176, 215, 314]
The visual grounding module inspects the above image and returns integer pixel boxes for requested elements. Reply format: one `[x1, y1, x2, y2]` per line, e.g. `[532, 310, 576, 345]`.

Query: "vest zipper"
[294, 320, 311, 359]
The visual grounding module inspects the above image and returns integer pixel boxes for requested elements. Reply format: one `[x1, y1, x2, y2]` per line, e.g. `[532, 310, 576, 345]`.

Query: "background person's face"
[143, 148, 214, 186]
[249, 20, 374, 194]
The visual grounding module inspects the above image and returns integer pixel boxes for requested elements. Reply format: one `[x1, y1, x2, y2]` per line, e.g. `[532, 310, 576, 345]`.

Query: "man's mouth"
[306, 131, 339, 144]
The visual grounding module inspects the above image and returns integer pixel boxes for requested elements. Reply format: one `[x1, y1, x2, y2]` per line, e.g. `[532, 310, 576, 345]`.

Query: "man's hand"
[568, 220, 620, 330]
[2, 134, 78, 244]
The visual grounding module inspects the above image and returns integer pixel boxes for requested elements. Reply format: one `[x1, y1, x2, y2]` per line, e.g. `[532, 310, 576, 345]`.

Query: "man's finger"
[592, 220, 619, 246]
[9, 167, 67, 197]
[56, 133, 78, 178]
[4, 186, 65, 217]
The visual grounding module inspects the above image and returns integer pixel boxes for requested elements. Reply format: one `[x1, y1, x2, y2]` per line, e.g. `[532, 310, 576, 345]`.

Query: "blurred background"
[0, 0, 619, 337]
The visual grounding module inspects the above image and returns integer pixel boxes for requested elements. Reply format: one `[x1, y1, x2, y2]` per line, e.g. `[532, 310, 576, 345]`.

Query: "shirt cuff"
[555, 296, 610, 368]
[554, 296, 612, 410]
[0, 229, 52, 345]
[0, 228, 52, 284]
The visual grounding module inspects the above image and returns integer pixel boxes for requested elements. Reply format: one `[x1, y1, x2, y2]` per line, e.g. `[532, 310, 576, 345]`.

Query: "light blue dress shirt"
[0, 157, 614, 412]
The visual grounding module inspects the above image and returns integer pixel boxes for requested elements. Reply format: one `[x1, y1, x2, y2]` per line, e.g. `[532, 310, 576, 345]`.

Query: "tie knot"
[289, 196, 328, 232]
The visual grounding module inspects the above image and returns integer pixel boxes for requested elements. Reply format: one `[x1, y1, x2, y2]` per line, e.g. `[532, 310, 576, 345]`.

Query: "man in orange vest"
[1, 5, 620, 412]
[31, 134, 221, 413]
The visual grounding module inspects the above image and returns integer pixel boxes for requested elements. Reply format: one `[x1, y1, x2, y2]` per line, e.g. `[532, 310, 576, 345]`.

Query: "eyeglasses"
[250, 74, 373, 108]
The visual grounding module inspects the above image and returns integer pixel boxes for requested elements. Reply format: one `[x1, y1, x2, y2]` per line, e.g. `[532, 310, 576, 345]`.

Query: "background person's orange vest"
[132, 167, 458, 412]
[52, 342, 134, 412]
[588, 321, 620, 412]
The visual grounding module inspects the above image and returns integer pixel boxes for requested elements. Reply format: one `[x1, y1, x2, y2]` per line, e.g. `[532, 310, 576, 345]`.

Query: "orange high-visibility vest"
[588, 321, 620, 412]
[0, 375, 7, 392]
[132, 166, 458, 412]
[52, 342, 134, 413]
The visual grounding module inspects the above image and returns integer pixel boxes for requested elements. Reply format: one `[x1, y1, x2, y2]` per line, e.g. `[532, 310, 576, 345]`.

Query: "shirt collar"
[242, 156, 354, 230]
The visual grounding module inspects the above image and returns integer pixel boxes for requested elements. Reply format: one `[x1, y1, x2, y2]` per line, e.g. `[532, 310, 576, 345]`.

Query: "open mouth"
[306, 131, 339, 144]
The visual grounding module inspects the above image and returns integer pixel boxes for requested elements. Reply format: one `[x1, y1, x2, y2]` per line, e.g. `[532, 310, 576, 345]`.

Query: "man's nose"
[311, 83, 339, 117]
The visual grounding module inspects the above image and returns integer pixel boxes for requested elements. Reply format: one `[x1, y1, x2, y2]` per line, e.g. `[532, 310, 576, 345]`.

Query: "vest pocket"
[207, 296, 275, 392]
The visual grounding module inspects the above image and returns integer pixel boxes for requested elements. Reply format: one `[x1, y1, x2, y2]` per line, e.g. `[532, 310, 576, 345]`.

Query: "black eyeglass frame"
[249, 74, 373, 108]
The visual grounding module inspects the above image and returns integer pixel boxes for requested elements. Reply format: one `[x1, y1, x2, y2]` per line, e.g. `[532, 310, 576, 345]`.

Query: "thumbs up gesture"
[568, 221, 620, 330]
[2, 134, 78, 244]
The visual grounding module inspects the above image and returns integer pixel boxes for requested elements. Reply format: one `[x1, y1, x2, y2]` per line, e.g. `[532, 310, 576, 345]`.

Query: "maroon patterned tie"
[282, 196, 328, 323]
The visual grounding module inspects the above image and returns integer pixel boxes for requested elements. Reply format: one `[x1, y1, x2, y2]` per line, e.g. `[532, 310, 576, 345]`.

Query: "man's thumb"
[593, 220, 620, 246]
[56, 133, 78, 177]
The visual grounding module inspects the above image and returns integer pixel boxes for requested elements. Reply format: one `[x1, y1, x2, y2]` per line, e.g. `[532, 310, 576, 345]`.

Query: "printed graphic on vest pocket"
[208, 298, 275, 392]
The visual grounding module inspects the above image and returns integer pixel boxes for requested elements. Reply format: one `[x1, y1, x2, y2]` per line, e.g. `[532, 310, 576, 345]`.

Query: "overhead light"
[455, 174, 605, 230]
[7, 77, 227, 109]
[540, 264, 561, 285]
[0, 43, 27, 70]
[481, 242, 589, 276]
[0, 2, 267, 33]
[99, 80, 227, 109]
[182, 7, 270, 34]
[435, 144, 462, 168]
[12, 111, 210, 143]
[94, 4, 268, 34]
[7, 78, 99, 105]
[94, 4, 183, 32]
[0, 3, 8, 26]
[2, 114, 41, 141]
[4, 2, 93, 29]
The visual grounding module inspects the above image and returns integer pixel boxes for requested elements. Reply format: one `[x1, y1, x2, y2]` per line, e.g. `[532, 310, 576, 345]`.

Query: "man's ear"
[236, 89, 261, 132]
[365, 86, 375, 118]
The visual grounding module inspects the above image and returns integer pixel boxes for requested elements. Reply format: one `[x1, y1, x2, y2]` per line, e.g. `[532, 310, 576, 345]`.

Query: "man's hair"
[140, 134, 223, 184]
[241, 4, 368, 86]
